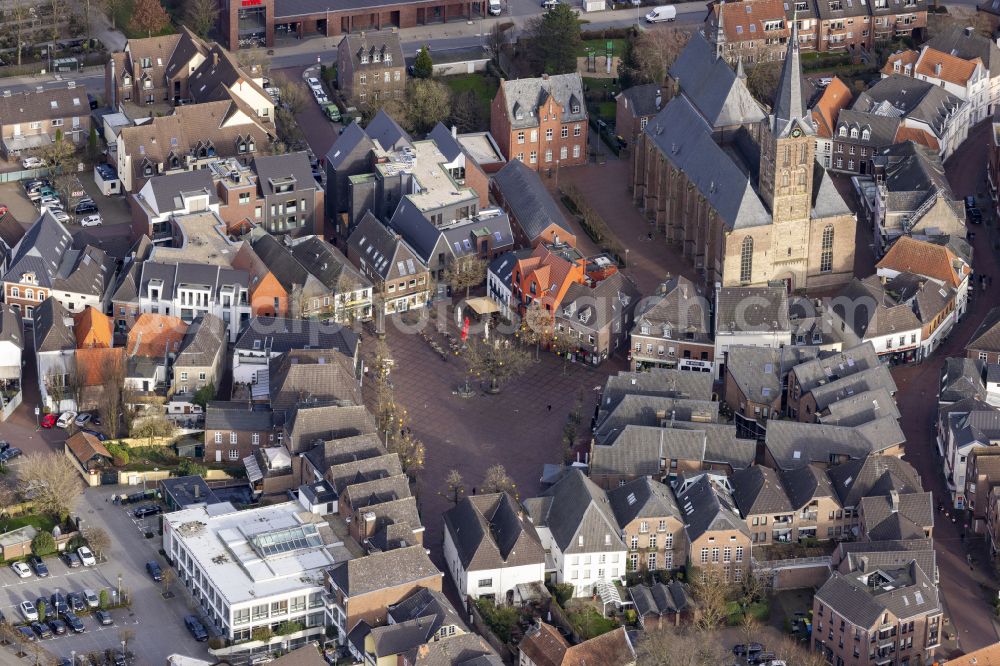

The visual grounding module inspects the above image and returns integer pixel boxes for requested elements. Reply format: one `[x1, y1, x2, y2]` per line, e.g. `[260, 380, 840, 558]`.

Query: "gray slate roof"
[491, 159, 572, 242]
[327, 544, 440, 597]
[645, 96, 770, 231]
[289, 236, 370, 292]
[234, 316, 358, 356]
[668, 32, 766, 129]
[860, 491, 933, 540]
[940, 357, 986, 403]
[827, 454, 923, 508]
[608, 477, 681, 528]
[618, 83, 664, 119]
[33, 297, 75, 353]
[204, 402, 273, 431]
[856, 75, 963, 137]
[0, 305, 23, 350]
[443, 493, 546, 572]
[968, 306, 1000, 353]
[600, 368, 714, 416]
[731, 466, 793, 516]
[524, 469, 624, 554]
[499, 73, 586, 129]
[716, 285, 790, 333]
[365, 108, 412, 152]
[675, 474, 748, 541]
[427, 122, 464, 162]
[632, 275, 712, 344]
[325, 120, 375, 170]
[4, 212, 73, 289]
[928, 26, 1000, 78]
[175, 313, 225, 368]
[765, 418, 905, 469]
[815, 560, 939, 628]
[629, 581, 692, 618]
[253, 152, 317, 197]
[146, 170, 218, 214]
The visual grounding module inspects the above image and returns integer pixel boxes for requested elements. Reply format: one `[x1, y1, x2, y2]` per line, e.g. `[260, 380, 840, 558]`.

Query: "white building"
[162, 501, 355, 644]
[442, 493, 546, 603]
[942, 407, 1000, 508]
[523, 469, 626, 598]
[884, 46, 991, 125]
[713, 285, 792, 380]
[230, 316, 359, 386]
[32, 298, 77, 412]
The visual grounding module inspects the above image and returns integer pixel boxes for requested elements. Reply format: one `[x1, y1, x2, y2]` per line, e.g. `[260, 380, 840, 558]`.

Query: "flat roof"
[150, 211, 243, 266]
[458, 132, 505, 166]
[164, 501, 356, 605]
[159, 475, 222, 508]
[376, 139, 477, 214]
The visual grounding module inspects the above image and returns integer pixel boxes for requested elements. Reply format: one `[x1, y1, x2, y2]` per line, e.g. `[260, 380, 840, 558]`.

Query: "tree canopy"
[525, 4, 581, 75]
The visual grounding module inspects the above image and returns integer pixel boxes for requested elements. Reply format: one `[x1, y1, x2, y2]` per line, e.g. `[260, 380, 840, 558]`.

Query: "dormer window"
[572, 104, 580, 114]
[861, 128, 870, 140]
[142, 164, 153, 177]
[372, 51, 380, 62]
[247, 139, 255, 152]
[640, 325, 649, 334]
[122, 75, 131, 86]
[360, 54, 368, 64]
[893, 61, 900, 72]
[850, 127, 858, 138]
[141, 57, 151, 68]
[839, 126, 847, 137]
[384, 52, 392, 63]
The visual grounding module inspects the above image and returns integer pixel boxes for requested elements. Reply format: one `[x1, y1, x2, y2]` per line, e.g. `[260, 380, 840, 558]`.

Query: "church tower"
[756, 17, 816, 289]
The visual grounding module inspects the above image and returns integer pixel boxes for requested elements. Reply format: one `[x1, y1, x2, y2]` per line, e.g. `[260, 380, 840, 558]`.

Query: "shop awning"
[465, 297, 500, 316]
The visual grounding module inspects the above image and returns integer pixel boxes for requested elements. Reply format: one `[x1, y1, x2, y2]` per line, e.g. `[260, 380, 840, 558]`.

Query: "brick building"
[490, 73, 588, 171]
[335, 31, 406, 107]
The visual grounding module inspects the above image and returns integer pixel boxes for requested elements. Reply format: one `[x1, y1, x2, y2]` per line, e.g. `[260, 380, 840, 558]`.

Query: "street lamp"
[625, 248, 630, 268]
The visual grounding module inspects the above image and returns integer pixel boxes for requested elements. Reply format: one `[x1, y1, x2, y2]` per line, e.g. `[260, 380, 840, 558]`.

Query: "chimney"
[451, 125, 458, 138]
[655, 89, 662, 110]
[213, 52, 219, 67]
[860, 556, 869, 572]
[541, 73, 549, 81]
[966, 26, 975, 37]
[934, 62, 942, 77]
[194, 484, 201, 499]
[889, 490, 899, 512]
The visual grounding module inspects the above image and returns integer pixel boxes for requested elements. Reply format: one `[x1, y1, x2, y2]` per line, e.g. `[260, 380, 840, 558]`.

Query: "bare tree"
[463, 336, 530, 393]
[16, 452, 82, 519]
[183, 0, 217, 38]
[129, 416, 176, 446]
[8, 0, 31, 67]
[82, 526, 111, 561]
[97, 352, 127, 438]
[445, 255, 487, 299]
[772, 634, 827, 666]
[129, 0, 170, 38]
[449, 90, 486, 133]
[237, 47, 272, 80]
[690, 567, 731, 631]
[634, 627, 732, 665]
[404, 79, 452, 134]
[99, 0, 128, 29]
[519, 301, 552, 360]
[619, 27, 689, 88]
[44, 361, 67, 412]
[387, 426, 425, 478]
[0, 479, 17, 517]
[274, 74, 309, 115]
[747, 61, 783, 108]
[486, 21, 511, 64]
[444, 469, 465, 505]
[481, 464, 516, 496]
[160, 567, 175, 596]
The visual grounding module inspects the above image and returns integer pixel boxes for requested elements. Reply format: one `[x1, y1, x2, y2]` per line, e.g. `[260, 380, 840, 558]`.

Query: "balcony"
[800, 512, 818, 522]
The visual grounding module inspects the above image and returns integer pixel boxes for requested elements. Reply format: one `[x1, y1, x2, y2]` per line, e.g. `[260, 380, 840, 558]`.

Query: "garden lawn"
[0, 514, 58, 534]
[444, 74, 498, 106]
[565, 603, 620, 640]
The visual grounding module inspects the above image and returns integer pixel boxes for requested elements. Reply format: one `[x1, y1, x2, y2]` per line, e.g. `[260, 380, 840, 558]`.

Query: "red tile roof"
[811, 78, 853, 139]
[877, 236, 968, 287]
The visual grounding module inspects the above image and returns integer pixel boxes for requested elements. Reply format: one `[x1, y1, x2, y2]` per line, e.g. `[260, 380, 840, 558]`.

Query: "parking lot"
[0, 487, 214, 664]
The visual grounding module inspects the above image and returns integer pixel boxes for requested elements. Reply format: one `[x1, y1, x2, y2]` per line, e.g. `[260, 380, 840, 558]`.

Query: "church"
[630, 26, 856, 293]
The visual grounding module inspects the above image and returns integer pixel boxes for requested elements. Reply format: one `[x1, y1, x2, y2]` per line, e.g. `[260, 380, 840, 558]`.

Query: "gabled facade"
[630, 276, 714, 372]
[0, 85, 95, 157]
[335, 31, 406, 106]
[346, 212, 430, 316]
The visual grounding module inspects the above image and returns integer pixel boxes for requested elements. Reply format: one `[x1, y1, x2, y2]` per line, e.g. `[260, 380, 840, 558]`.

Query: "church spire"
[715, 0, 727, 60]
[771, 11, 813, 137]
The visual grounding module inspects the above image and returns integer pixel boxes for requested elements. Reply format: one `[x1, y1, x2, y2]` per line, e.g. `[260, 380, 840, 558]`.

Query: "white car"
[19, 600, 37, 621]
[50, 210, 71, 224]
[306, 77, 322, 89]
[39, 195, 61, 207]
[77, 547, 96, 567]
[80, 214, 102, 227]
[541, 0, 559, 7]
[10, 562, 31, 578]
[55, 411, 77, 429]
[21, 157, 44, 169]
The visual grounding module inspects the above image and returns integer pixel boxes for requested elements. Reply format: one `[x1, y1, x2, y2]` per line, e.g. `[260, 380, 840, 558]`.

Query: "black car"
[66, 591, 85, 612]
[23, 179, 49, 193]
[30, 621, 51, 639]
[94, 609, 113, 626]
[134, 504, 162, 518]
[749, 651, 776, 664]
[733, 643, 764, 656]
[16, 626, 36, 642]
[146, 561, 163, 581]
[28, 555, 49, 577]
[62, 552, 82, 568]
[50, 592, 67, 615]
[47, 618, 67, 635]
[966, 195, 977, 210]
[82, 429, 107, 441]
[61, 610, 85, 633]
[74, 201, 97, 215]
[0, 447, 21, 462]
[969, 207, 983, 224]
[184, 615, 208, 642]
[0, 440, 9, 452]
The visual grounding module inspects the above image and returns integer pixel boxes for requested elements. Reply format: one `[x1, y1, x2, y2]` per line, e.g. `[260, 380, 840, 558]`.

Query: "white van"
[489, 0, 502, 14]
[645, 5, 677, 22]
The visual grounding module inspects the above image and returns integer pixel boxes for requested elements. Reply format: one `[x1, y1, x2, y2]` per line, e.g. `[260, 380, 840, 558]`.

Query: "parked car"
[0, 440, 10, 452]
[49, 210, 71, 224]
[10, 561, 32, 578]
[49, 592, 67, 614]
[321, 103, 341, 122]
[39, 195, 61, 208]
[30, 621, 52, 639]
[0, 447, 23, 462]
[82, 429, 107, 441]
[24, 178, 49, 192]
[74, 412, 93, 427]
[40, 413, 57, 428]
[541, 0, 558, 7]
[184, 615, 208, 642]
[28, 555, 48, 577]
[22, 156, 45, 169]
[968, 207, 983, 224]
[134, 504, 162, 518]
[66, 591, 85, 612]
[146, 561, 163, 581]
[56, 411, 77, 429]
[61, 610, 85, 633]
[966, 195, 977, 210]
[82, 588, 99, 608]
[78, 548, 97, 567]
[16, 626, 36, 642]
[62, 552, 82, 569]
[47, 618, 67, 635]
[733, 643, 764, 656]
[19, 600, 38, 621]
[79, 214, 102, 227]
[94, 609, 113, 626]
[75, 201, 97, 215]
[749, 651, 777, 664]
[306, 77, 322, 90]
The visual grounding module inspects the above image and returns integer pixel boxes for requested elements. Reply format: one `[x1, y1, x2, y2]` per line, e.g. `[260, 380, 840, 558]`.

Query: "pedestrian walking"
[547, 405, 552, 412]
